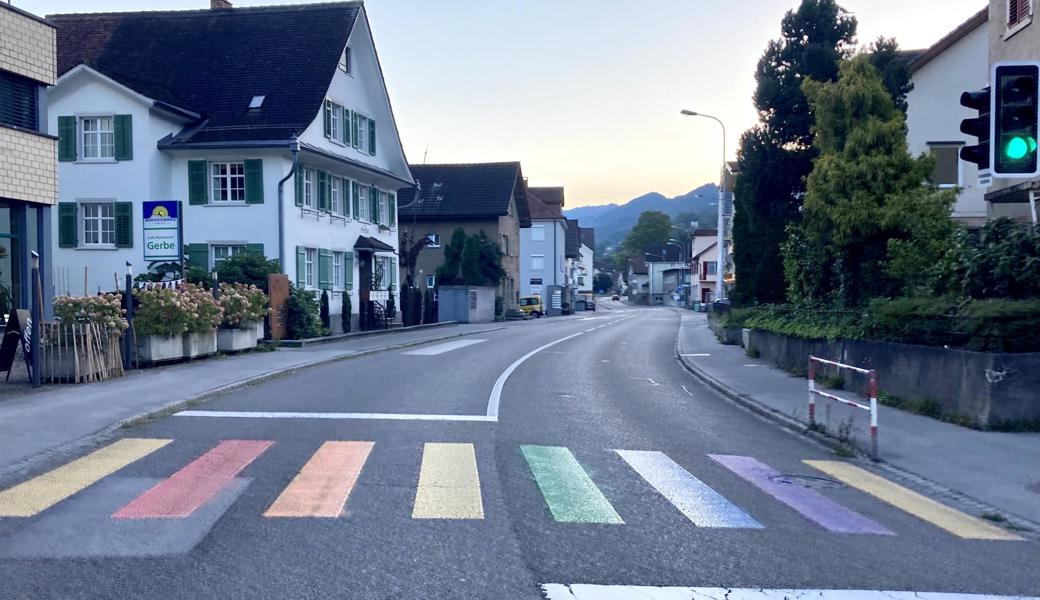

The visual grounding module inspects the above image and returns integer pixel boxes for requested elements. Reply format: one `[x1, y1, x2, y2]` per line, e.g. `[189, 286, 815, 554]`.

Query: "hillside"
[564, 184, 719, 252]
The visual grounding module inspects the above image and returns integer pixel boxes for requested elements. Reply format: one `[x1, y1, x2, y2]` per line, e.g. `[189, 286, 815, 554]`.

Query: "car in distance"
[518, 295, 544, 318]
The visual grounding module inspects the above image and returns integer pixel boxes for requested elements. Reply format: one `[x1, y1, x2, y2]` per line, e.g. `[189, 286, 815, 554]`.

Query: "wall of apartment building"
[0, 4, 55, 87]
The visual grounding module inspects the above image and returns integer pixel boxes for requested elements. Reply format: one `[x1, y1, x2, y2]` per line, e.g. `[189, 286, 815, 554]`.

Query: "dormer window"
[339, 47, 352, 75]
[248, 95, 265, 110]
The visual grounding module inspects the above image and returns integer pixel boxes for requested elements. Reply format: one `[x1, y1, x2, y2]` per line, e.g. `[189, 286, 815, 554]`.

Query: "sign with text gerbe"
[143, 201, 180, 261]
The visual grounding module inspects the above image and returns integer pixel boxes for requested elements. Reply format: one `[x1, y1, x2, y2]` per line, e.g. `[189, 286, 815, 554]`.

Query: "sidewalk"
[677, 311, 1040, 525]
[0, 322, 501, 481]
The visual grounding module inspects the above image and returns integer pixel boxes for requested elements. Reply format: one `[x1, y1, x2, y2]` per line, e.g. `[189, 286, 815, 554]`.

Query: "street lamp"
[681, 109, 727, 301]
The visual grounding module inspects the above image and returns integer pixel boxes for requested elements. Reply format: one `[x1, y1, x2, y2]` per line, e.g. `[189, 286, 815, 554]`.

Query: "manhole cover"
[769, 474, 847, 490]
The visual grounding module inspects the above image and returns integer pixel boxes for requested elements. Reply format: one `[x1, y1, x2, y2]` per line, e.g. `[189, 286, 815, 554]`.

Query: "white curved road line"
[485, 332, 585, 418]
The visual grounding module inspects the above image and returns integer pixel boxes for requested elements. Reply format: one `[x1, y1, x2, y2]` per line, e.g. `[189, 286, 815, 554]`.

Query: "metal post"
[869, 369, 879, 460]
[807, 358, 816, 426]
[123, 262, 134, 370]
[212, 270, 219, 300]
[30, 252, 41, 389]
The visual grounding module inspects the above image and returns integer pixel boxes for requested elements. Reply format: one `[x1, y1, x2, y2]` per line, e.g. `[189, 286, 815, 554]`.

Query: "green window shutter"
[352, 181, 360, 216]
[389, 193, 397, 227]
[296, 246, 306, 286]
[340, 177, 350, 217]
[58, 202, 77, 248]
[352, 112, 360, 149]
[188, 161, 209, 205]
[186, 243, 209, 270]
[114, 202, 133, 248]
[370, 186, 379, 224]
[58, 116, 77, 162]
[244, 159, 264, 204]
[369, 119, 376, 155]
[341, 109, 351, 145]
[324, 99, 332, 138]
[390, 258, 397, 289]
[113, 114, 133, 161]
[317, 171, 329, 211]
[319, 249, 332, 290]
[345, 252, 354, 289]
[294, 166, 304, 207]
[245, 243, 264, 256]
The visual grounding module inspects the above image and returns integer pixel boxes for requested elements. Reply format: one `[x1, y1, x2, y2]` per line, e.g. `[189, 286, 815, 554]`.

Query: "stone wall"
[0, 4, 55, 86]
[0, 126, 57, 205]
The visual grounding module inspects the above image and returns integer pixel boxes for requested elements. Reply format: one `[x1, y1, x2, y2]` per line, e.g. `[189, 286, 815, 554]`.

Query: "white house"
[519, 187, 567, 299]
[47, 1, 412, 331]
[575, 227, 595, 294]
[906, 8, 990, 225]
[691, 229, 719, 304]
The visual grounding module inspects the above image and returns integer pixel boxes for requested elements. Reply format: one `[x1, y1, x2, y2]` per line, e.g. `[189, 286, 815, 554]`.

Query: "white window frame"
[357, 114, 369, 154]
[303, 168, 316, 208]
[333, 251, 344, 289]
[378, 191, 388, 225]
[330, 177, 342, 214]
[531, 254, 545, 270]
[426, 274, 436, 288]
[211, 161, 246, 203]
[356, 185, 368, 221]
[339, 47, 352, 75]
[330, 103, 341, 143]
[531, 224, 545, 241]
[211, 244, 246, 270]
[426, 233, 441, 248]
[80, 201, 115, 247]
[305, 247, 317, 288]
[929, 143, 963, 189]
[79, 115, 115, 161]
[1007, 0, 1034, 37]
[342, 177, 352, 218]
[707, 261, 718, 277]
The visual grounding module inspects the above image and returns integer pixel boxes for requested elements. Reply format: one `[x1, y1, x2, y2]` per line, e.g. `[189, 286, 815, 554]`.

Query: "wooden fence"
[40, 322, 124, 384]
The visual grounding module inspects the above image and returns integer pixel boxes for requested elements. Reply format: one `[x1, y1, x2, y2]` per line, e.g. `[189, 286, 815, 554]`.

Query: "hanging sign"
[143, 201, 181, 261]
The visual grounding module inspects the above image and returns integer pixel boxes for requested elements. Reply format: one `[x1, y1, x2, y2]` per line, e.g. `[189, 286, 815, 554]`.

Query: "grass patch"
[816, 374, 845, 390]
[745, 345, 760, 359]
[833, 445, 856, 458]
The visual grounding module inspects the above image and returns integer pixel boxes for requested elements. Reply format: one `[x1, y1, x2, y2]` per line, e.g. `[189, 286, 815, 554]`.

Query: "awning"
[354, 235, 395, 253]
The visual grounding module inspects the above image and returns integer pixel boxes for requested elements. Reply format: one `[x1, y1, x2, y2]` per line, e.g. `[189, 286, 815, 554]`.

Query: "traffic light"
[959, 87, 990, 170]
[992, 62, 1039, 177]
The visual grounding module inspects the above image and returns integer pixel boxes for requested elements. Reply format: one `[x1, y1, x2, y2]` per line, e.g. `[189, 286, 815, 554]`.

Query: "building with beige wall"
[0, 3, 56, 316]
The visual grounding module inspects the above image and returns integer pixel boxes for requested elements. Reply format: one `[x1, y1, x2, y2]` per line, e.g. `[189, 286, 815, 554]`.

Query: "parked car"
[611, 294, 620, 301]
[584, 297, 596, 311]
[518, 296, 544, 318]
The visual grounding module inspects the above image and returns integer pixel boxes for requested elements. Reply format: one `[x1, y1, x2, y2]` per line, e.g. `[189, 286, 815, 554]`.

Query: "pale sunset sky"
[16, 0, 986, 207]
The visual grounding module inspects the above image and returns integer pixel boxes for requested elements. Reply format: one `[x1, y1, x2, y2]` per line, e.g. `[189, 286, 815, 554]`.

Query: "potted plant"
[51, 293, 129, 378]
[133, 286, 190, 363]
[217, 282, 268, 352]
[182, 283, 222, 358]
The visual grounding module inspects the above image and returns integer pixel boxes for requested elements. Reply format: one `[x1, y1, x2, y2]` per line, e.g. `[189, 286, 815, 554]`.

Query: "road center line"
[486, 332, 584, 418]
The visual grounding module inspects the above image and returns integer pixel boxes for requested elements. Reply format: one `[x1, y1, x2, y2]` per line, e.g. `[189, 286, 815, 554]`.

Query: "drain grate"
[770, 474, 847, 490]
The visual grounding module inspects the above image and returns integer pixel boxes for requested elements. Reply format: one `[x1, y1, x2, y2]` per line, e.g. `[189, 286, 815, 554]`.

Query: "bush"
[133, 287, 191, 337]
[320, 290, 331, 331]
[54, 293, 128, 333]
[423, 288, 436, 324]
[341, 291, 352, 333]
[218, 282, 268, 329]
[216, 252, 281, 293]
[181, 283, 224, 332]
[285, 285, 326, 340]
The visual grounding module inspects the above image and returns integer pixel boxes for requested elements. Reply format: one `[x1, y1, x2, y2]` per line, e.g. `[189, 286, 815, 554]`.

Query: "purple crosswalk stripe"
[709, 454, 893, 535]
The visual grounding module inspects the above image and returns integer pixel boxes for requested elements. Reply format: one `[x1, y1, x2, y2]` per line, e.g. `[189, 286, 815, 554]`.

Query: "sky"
[16, 0, 987, 207]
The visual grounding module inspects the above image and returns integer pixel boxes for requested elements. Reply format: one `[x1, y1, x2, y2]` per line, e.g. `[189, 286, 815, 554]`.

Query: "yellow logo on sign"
[150, 205, 169, 218]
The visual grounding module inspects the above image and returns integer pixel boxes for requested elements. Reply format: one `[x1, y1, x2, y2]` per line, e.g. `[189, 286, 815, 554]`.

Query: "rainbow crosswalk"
[0, 438, 1024, 542]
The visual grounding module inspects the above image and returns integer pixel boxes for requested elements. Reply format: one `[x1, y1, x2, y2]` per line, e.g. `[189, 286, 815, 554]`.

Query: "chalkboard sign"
[0, 309, 30, 381]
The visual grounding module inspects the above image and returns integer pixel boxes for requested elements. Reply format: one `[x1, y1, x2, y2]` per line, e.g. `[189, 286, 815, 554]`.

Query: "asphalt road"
[1, 301, 1038, 599]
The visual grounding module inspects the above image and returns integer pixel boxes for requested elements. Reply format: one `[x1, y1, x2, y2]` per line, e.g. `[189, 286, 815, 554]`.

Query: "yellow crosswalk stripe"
[805, 460, 1022, 541]
[412, 443, 483, 519]
[0, 438, 172, 517]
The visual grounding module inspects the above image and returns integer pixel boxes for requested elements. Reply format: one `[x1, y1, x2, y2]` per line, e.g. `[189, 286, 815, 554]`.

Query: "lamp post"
[29, 251, 41, 388]
[681, 109, 727, 301]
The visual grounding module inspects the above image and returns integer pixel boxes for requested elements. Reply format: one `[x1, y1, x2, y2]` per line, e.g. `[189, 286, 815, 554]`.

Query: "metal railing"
[808, 355, 879, 460]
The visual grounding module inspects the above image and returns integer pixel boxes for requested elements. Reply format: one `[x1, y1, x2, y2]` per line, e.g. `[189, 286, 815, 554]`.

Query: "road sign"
[142, 201, 181, 261]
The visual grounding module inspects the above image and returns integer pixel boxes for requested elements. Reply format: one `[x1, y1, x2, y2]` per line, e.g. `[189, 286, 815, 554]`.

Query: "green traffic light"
[1006, 136, 1030, 160]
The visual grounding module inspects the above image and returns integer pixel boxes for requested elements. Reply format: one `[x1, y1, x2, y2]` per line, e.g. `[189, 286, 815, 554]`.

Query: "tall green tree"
[437, 228, 505, 287]
[783, 55, 955, 306]
[867, 37, 914, 112]
[732, 0, 857, 305]
[622, 211, 673, 257]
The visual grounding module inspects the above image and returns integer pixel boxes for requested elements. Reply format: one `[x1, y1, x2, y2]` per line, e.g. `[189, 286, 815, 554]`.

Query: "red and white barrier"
[808, 356, 879, 459]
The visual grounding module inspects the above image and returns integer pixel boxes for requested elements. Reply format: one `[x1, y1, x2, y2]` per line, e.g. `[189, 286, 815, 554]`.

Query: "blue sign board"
[142, 201, 181, 261]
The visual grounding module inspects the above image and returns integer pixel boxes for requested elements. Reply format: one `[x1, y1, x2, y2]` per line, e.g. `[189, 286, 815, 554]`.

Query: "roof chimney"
[211, 0, 232, 9]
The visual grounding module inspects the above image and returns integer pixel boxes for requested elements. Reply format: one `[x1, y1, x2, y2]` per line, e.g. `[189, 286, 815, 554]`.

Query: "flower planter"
[255, 320, 265, 341]
[137, 334, 184, 364]
[183, 329, 217, 358]
[218, 326, 259, 353]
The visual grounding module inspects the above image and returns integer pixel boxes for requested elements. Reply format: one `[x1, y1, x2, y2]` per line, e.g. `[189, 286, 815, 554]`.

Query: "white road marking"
[486, 332, 585, 418]
[680, 353, 711, 357]
[541, 585, 1039, 600]
[629, 377, 661, 386]
[743, 364, 760, 367]
[401, 339, 487, 356]
[175, 411, 497, 422]
[585, 328, 597, 332]
[681, 385, 694, 397]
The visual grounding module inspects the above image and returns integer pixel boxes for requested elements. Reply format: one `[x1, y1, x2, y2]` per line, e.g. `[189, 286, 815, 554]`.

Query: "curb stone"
[0, 325, 505, 487]
[671, 310, 1040, 540]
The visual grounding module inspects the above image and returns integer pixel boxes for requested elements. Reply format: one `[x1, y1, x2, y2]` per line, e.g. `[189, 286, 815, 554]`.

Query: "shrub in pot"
[181, 283, 223, 358]
[218, 283, 268, 352]
[133, 286, 190, 363]
[341, 290, 352, 333]
[285, 284, 326, 340]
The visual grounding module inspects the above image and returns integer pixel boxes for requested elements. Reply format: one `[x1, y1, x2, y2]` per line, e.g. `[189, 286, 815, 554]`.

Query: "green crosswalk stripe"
[520, 445, 623, 524]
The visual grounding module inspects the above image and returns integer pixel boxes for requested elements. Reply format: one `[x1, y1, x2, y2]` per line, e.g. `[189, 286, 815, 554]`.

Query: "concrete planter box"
[218, 326, 258, 353]
[137, 334, 183, 364]
[256, 320, 265, 341]
[183, 330, 217, 358]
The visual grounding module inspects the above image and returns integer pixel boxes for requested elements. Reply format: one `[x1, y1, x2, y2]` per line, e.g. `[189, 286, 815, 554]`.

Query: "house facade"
[0, 3, 56, 316]
[47, 2, 411, 330]
[691, 229, 719, 304]
[519, 187, 567, 298]
[399, 162, 530, 305]
[575, 227, 595, 294]
[985, 0, 1040, 220]
[906, 9, 990, 225]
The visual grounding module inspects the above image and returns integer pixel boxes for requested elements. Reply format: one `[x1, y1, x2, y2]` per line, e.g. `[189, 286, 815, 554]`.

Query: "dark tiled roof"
[565, 219, 579, 258]
[527, 188, 564, 220]
[529, 186, 564, 208]
[48, 3, 361, 145]
[692, 229, 718, 237]
[910, 7, 987, 73]
[629, 255, 648, 275]
[399, 162, 530, 225]
[578, 227, 595, 250]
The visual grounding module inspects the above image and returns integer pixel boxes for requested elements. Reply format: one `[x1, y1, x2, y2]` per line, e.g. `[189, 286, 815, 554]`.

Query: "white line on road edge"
[486, 332, 585, 418]
[680, 353, 711, 357]
[175, 411, 497, 422]
[681, 385, 695, 397]
[541, 585, 1039, 600]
